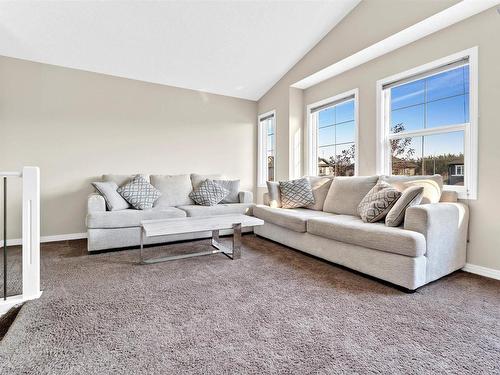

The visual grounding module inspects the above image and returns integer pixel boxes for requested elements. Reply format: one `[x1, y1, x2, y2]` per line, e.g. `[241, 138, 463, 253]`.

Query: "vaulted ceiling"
[0, 1, 360, 100]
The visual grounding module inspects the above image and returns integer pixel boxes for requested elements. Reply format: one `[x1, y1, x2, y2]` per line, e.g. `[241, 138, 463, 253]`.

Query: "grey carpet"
[0, 236, 499, 374]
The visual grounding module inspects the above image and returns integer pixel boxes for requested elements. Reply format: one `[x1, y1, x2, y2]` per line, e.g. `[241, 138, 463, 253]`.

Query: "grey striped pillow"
[385, 186, 424, 227]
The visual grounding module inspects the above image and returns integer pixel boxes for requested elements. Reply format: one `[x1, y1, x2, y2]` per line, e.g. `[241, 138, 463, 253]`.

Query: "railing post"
[22, 166, 41, 300]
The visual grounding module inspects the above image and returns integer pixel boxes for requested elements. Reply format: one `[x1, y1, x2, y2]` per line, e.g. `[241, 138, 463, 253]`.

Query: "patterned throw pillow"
[279, 178, 315, 209]
[358, 181, 401, 223]
[189, 179, 229, 206]
[117, 175, 161, 210]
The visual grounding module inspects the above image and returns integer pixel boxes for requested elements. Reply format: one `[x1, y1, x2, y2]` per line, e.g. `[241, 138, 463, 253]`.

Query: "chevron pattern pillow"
[279, 178, 315, 209]
[189, 179, 229, 206]
[358, 181, 401, 223]
[117, 175, 161, 210]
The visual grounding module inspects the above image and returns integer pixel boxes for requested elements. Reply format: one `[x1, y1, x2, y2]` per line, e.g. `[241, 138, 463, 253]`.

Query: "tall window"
[258, 111, 276, 186]
[307, 90, 358, 177]
[377, 48, 478, 199]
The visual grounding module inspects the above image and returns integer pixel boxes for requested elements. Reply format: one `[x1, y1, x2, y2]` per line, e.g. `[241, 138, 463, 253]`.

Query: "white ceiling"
[0, 1, 360, 101]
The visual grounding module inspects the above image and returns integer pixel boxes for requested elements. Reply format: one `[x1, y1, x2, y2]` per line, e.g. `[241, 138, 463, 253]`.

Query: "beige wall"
[257, 1, 500, 272]
[0, 56, 257, 239]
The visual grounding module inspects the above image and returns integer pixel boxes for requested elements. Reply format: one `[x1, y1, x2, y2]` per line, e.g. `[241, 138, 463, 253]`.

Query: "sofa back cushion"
[103, 174, 149, 186]
[190, 173, 222, 190]
[209, 179, 240, 203]
[323, 176, 378, 216]
[151, 174, 194, 207]
[379, 174, 443, 204]
[306, 176, 333, 211]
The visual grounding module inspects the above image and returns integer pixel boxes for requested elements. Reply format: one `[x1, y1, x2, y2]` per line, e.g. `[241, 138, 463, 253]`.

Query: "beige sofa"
[86, 173, 254, 252]
[253, 176, 469, 291]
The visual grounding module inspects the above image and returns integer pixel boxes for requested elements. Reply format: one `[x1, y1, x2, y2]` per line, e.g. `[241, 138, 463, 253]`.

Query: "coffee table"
[139, 214, 264, 264]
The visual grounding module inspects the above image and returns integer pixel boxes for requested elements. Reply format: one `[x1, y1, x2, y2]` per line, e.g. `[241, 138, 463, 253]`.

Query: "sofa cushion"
[151, 174, 193, 207]
[190, 173, 222, 190]
[102, 174, 149, 186]
[307, 215, 426, 257]
[177, 203, 254, 217]
[86, 207, 186, 229]
[279, 178, 315, 209]
[323, 176, 379, 216]
[379, 175, 443, 204]
[385, 186, 424, 227]
[117, 175, 161, 210]
[253, 205, 333, 233]
[210, 179, 240, 203]
[92, 181, 130, 211]
[306, 176, 333, 211]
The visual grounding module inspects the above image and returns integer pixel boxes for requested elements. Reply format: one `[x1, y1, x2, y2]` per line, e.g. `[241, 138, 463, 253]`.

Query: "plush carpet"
[0, 236, 499, 374]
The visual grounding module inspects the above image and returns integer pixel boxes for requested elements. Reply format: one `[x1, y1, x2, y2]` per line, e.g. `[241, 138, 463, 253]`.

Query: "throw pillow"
[117, 175, 161, 210]
[279, 178, 315, 209]
[266, 181, 281, 208]
[189, 179, 229, 206]
[190, 173, 222, 190]
[210, 179, 240, 203]
[306, 176, 333, 211]
[92, 181, 130, 211]
[358, 181, 401, 223]
[385, 186, 424, 227]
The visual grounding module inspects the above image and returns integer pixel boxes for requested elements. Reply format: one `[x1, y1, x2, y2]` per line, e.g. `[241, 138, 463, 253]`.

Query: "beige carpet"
[0, 236, 499, 374]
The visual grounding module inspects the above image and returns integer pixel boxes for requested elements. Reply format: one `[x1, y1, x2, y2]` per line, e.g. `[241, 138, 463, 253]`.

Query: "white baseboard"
[5, 232, 87, 247]
[463, 263, 500, 281]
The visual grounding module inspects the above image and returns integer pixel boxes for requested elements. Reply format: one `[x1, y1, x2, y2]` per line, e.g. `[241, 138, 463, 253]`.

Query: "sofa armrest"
[238, 191, 254, 203]
[88, 193, 106, 213]
[404, 203, 469, 282]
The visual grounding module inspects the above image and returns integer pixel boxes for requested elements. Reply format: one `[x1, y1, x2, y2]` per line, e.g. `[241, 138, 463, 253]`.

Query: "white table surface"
[141, 214, 264, 237]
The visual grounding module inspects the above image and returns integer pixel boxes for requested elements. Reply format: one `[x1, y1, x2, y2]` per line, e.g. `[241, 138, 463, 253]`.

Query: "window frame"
[376, 47, 478, 199]
[257, 110, 276, 187]
[305, 88, 359, 177]
[454, 165, 464, 177]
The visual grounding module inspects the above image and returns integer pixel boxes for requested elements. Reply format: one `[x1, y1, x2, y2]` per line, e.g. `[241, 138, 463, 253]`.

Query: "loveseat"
[86, 173, 254, 252]
[253, 175, 469, 291]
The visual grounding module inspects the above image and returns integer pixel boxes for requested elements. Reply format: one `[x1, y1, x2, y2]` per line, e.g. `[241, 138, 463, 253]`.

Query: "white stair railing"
[0, 167, 42, 314]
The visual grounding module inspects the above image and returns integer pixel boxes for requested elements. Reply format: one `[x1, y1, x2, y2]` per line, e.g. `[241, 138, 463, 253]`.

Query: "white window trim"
[376, 47, 478, 200]
[257, 110, 276, 187]
[305, 88, 359, 177]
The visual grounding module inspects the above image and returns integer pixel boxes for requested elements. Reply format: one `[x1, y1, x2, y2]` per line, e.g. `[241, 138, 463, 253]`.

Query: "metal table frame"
[139, 223, 242, 265]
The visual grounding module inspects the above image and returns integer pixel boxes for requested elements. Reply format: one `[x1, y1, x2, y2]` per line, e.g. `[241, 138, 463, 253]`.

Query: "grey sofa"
[253, 175, 469, 291]
[86, 173, 254, 252]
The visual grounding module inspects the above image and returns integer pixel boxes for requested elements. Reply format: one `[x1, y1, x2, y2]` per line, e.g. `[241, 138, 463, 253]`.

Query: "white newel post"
[0, 166, 42, 315]
[22, 166, 41, 300]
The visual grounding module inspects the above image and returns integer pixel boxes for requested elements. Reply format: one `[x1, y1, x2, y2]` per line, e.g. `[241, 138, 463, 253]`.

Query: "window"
[306, 89, 358, 177]
[453, 165, 464, 177]
[257, 111, 276, 186]
[377, 48, 478, 199]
